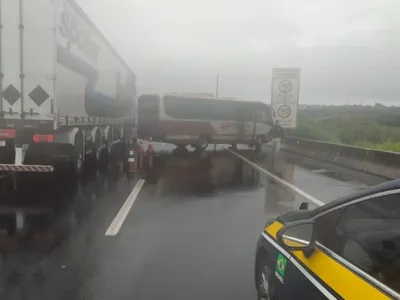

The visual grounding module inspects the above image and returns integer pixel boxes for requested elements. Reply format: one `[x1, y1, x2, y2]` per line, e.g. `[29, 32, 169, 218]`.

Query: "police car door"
[274, 191, 400, 299]
[269, 221, 337, 300]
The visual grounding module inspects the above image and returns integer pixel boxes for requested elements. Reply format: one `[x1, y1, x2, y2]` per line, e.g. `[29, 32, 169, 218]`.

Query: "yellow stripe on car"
[265, 221, 391, 300]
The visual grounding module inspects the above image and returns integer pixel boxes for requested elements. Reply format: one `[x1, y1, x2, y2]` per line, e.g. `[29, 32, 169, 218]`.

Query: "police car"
[255, 179, 400, 300]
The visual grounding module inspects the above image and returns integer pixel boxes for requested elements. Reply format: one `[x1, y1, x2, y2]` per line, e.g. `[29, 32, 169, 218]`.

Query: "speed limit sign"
[277, 105, 291, 118]
[271, 67, 300, 128]
[272, 102, 297, 127]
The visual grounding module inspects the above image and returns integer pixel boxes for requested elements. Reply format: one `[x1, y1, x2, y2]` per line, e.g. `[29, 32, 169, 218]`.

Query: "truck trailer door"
[1, 0, 55, 122]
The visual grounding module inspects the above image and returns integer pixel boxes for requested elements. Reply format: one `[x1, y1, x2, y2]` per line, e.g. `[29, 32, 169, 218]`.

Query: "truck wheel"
[230, 144, 238, 150]
[173, 145, 188, 155]
[73, 134, 84, 175]
[93, 131, 102, 163]
[101, 140, 113, 162]
[103, 129, 114, 160]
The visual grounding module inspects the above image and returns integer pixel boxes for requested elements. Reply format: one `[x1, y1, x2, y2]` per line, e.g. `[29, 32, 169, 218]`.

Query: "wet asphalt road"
[0, 143, 386, 300]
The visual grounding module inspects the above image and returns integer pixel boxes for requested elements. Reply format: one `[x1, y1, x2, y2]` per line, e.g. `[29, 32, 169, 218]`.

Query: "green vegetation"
[289, 105, 400, 152]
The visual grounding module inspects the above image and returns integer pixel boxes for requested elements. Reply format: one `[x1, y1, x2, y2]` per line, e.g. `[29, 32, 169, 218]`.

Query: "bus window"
[138, 94, 159, 121]
[258, 107, 273, 124]
[212, 101, 237, 120]
[164, 95, 237, 121]
[138, 95, 159, 110]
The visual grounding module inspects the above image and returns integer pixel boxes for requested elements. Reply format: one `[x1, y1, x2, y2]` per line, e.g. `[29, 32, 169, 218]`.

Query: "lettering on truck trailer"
[56, 0, 136, 119]
[59, 1, 100, 63]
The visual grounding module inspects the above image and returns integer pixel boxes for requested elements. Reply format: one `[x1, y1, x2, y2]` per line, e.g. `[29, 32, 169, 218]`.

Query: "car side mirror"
[276, 220, 316, 256]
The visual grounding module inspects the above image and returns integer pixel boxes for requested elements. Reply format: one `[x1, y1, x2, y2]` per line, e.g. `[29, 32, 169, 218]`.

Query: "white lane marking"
[262, 232, 337, 300]
[105, 179, 146, 236]
[225, 148, 325, 207]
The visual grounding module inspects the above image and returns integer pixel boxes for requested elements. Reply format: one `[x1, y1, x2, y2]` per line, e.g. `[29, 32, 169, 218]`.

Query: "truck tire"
[92, 130, 102, 164]
[173, 145, 188, 155]
[73, 133, 84, 175]
[102, 132, 113, 162]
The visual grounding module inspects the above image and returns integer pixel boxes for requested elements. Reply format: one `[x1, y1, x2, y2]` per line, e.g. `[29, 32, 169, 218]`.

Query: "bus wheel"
[229, 144, 238, 150]
[198, 134, 209, 149]
[173, 145, 188, 155]
[255, 135, 264, 152]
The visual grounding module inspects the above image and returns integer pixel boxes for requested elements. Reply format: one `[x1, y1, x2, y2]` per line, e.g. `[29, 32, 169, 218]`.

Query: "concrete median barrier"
[283, 137, 341, 164]
[334, 144, 369, 172]
[364, 150, 400, 179]
[283, 137, 400, 179]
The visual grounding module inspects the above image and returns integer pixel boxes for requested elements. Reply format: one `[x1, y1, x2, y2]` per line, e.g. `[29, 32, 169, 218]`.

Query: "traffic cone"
[127, 149, 137, 174]
[146, 137, 155, 170]
[138, 140, 145, 170]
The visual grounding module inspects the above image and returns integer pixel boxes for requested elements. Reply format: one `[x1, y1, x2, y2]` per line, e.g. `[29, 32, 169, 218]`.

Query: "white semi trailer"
[0, 0, 137, 175]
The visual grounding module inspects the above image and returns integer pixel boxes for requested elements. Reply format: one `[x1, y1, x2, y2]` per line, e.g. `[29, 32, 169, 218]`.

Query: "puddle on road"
[310, 169, 353, 181]
[0, 150, 273, 255]
[0, 149, 303, 254]
[0, 147, 301, 299]
[146, 149, 302, 217]
[148, 150, 267, 197]
[0, 159, 130, 299]
[285, 156, 356, 183]
[0, 163, 122, 253]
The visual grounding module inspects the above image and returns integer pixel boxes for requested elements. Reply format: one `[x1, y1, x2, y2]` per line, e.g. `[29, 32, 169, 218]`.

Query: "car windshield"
[1, 0, 399, 299]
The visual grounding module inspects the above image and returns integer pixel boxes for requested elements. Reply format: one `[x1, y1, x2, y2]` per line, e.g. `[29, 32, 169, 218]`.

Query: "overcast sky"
[78, 0, 400, 105]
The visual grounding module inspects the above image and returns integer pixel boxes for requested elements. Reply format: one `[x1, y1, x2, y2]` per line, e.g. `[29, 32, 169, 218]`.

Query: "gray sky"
[78, 0, 400, 105]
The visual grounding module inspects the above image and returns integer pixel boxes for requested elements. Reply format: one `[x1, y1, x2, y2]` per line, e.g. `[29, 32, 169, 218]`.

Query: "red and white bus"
[138, 94, 274, 149]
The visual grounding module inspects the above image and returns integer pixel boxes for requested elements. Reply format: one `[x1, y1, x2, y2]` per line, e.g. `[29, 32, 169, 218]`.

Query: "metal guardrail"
[283, 136, 400, 179]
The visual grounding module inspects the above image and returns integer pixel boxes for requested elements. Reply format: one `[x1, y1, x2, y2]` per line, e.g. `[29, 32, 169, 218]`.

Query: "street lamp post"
[216, 74, 219, 98]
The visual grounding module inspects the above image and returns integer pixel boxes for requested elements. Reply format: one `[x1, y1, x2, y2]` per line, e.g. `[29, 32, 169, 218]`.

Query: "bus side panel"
[137, 94, 164, 139]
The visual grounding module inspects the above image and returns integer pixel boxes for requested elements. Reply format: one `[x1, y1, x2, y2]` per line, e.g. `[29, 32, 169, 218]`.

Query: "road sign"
[277, 104, 291, 118]
[271, 67, 301, 128]
[272, 102, 298, 128]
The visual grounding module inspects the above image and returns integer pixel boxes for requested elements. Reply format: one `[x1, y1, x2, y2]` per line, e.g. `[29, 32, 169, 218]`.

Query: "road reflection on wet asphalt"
[0, 143, 384, 300]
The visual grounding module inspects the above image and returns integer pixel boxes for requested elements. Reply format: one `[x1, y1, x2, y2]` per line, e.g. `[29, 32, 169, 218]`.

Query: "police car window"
[316, 193, 400, 294]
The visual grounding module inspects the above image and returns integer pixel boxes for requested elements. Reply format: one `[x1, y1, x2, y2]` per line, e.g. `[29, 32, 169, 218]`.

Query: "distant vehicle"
[138, 94, 274, 150]
[255, 179, 400, 300]
[0, 0, 136, 175]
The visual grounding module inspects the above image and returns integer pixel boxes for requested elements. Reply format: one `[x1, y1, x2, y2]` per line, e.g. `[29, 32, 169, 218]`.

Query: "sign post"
[271, 68, 301, 128]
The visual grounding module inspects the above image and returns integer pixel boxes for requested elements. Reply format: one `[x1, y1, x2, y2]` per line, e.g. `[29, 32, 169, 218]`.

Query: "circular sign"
[278, 105, 291, 118]
[279, 79, 293, 93]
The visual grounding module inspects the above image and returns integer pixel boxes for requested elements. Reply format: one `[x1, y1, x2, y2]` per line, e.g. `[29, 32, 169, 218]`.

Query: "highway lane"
[229, 146, 385, 210]
[0, 143, 388, 300]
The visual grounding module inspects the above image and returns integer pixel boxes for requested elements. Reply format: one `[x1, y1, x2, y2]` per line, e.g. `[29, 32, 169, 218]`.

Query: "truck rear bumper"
[0, 164, 53, 172]
[0, 140, 73, 172]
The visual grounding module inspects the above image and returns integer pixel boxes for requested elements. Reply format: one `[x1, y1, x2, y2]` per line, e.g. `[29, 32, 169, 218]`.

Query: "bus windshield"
[257, 105, 273, 125]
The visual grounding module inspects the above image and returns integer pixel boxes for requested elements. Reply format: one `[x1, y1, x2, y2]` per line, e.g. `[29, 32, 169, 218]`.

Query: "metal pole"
[216, 74, 219, 98]
[19, 0, 25, 116]
[0, 0, 3, 116]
